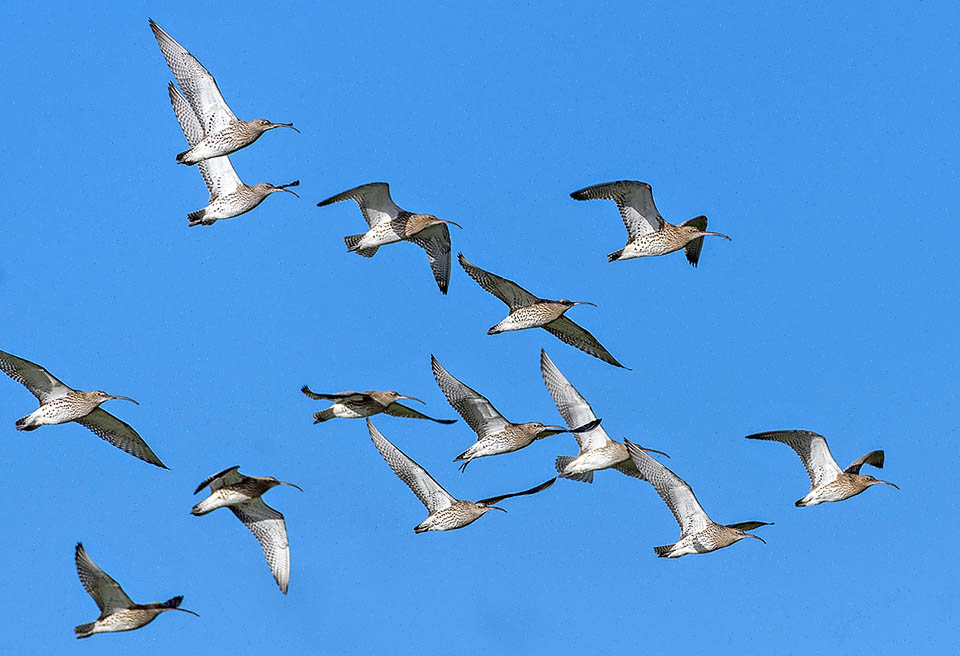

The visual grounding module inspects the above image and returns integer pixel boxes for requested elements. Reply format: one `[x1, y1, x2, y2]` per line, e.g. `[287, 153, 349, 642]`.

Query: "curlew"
[570, 180, 730, 266]
[0, 349, 165, 468]
[74, 542, 198, 639]
[167, 82, 299, 227]
[458, 253, 626, 368]
[192, 466, 302, 594]
[540, 349, 666, 482]
[431, 355, 600, 471]
[317, 183, 460, 294]
[746, 430, 898, 506]
[301, 386, 456, 425]
[367, 419, 556, 532]
[624, 441, 772, 557]
[149, 19, 298, 165]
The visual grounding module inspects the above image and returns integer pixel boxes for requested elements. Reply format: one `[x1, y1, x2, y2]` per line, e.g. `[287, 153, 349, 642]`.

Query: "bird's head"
[265, 476, 304, 492]
[404, 213, 463, 237]
[680, 222, 731, 242]
[861, 474, 899, 490]
[253, 118, 300, 134]
[257, 180, 300, 197]
[557, 298, 597, 308]
[91, 390, 139, 405]
[382, 391, 425, 405]
[475, 501, 507, 514]
[526, 422, 571, 438]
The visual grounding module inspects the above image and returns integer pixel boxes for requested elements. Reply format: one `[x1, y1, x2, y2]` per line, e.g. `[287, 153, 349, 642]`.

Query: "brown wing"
[542, 316, 627, 369]
[680, 216, 708, 267]
[384, 402, 457, 424]
[844, 450, 885, 474]
[411, 223, 452, 294]
[75, 409, 167, 469]
[477, 477, 557, 506]
[458, 253, 539, 310]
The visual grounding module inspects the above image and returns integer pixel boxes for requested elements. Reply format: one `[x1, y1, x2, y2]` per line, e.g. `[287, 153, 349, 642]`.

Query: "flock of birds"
[0, 19, 899, 639]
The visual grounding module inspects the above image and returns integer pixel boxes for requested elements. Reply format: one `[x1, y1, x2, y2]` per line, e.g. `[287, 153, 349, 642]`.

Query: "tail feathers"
[555, 456, 594, 484]
[162, 595, 184, 609]
[607, 248, 624, 262]
[15, 416, 35, 431]
[653, 544, 673, 558]
[344, 234, 378, 257]
[74, 622, 95, 638]
[187, 209, 206, 226]
[313, 408, 335, 424]
[175, 149, 196, 165]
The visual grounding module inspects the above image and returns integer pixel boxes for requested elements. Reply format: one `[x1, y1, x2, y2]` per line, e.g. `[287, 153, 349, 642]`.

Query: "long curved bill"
[536, 424, 574, 438]
[279, 481, 304, 492]
[700, 231, 731, 240]
[875, 479, 900, 490]
[397, 395, 426, 405]
[276, 180, 301, 197]
[108, 395, 139, 405]
[743, 533, 766, 544]
[270, 122, 301, 133]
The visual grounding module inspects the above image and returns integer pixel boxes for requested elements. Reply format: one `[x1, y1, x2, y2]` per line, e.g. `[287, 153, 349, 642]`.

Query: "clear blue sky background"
[1, 2, 957, 654]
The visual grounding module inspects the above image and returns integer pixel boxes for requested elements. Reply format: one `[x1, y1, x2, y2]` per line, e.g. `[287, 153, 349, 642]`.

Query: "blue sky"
[1, 2, 957, 654]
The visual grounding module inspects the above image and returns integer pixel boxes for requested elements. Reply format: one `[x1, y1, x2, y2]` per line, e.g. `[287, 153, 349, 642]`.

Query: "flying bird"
[0, 349, 165, 468]
[745, 430, 898, 506]
[317, 182, 460, 293]
[74, 542, 198, 639]
[540, 349, 666, 482]
[167, 83, 299, 227]
[192, 466, 302, 594]
[624, 441, 772, 557]
[367, 419, 556, 532]
[301, 386, 456, 425]
[570, 180, 730, 266]
[149, 19, 298, 165]
[458, 253, 626, 368]
[431, 355, 599, 471]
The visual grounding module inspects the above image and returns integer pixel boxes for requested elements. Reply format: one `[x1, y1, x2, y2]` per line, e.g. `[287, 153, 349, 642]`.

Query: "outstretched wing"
[745, 430, 843, 490]
[844, 450, 885, 475]
[230, 498, 291, 594]
[458, 253, 538, 310]
[625, 440, 710, 536]
[75, 543, 134, 613]
[570, 180, 664, 240]
[317, 182, 400, 227]
[167, 83, 241, 198]
[150, 19, 237, 135]
[0, 349, 72, 404]
[193, 465, 243, 494]
[383, 402, 457, 424]
[679, 216, 709, 267]
[75, 409, 167, 469]
[431, 356, 510, 439]
[411, 223, 452, 294]
[477, 477, 556, 506]
[300, 387, 365, 402]
[542, 316, 627, 369]
[367, 419, 456, 513]
[539, 349, 613, 453]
